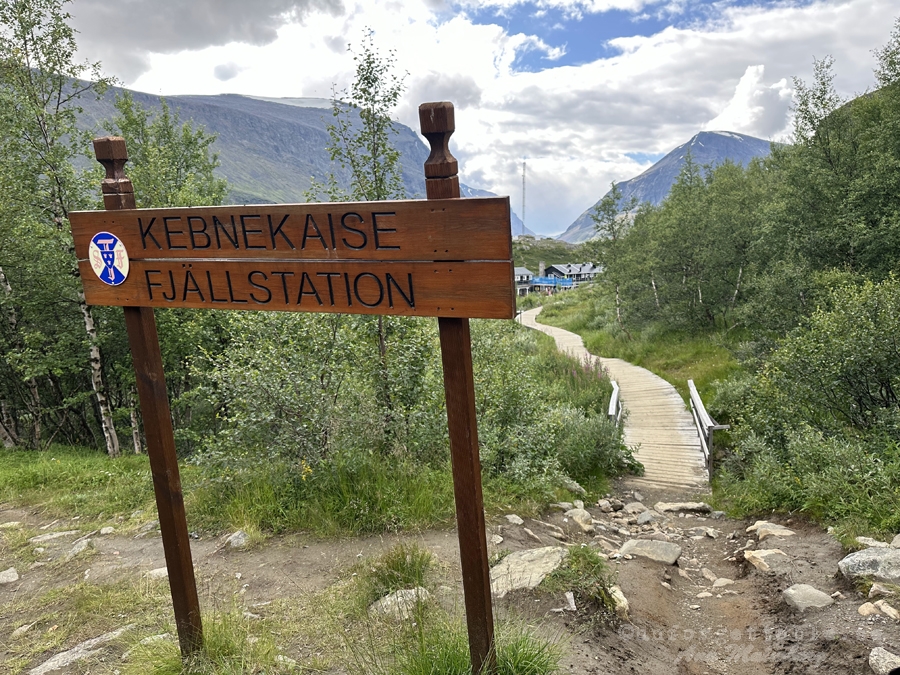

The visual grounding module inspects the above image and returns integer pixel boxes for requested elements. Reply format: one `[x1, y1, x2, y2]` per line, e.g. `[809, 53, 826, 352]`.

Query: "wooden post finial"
[419, 102, 460, 198]
[93, 136, 135, 210]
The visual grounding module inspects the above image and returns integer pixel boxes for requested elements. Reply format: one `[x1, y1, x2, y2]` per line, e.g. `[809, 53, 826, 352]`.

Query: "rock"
[27, 530, 79, 544]
[744, 549, 790, 573]
[660, 581, 673, 590]
[11, 621, 36, 638]
[636, 510, 662, 525]
[145, 567, 168, 580]
[712, 578, 734, 588]
[610, 499, 624, 511]
[689, 604, 701, 610]
[633, 491, 644, 502]
[28, 625, 134, 675]
[0, 521, 22, 529]
[573, 500, 584, 510]
[686, 527, 718, 539]
[839, 548, 900, 584]
[889, 534, 900, 549]
[710, 511, 725, 519]
[552, 502, 574, 511]
[523, 528, 543, 544]
[782, 584, 834, 612]
[0, 567, 19, 584]
[857, 536, 890, 548]
[832, 591, 846, 599]
[701, 568, 717, 582]
[870, 647, 900, 674]
[368, 587, 430, 620]
[490, 547, 568, 598]
[242, 611, 261, 620]
[638, 532, 669, 542]
[490, 534, 504, 545]
[63, 539, 91, 562]
[564, 508, 595, 534]
[746, 521, 796, 541]
[597, 500, 613, 513]
[505, 514, 524, 526]
[137, 520, 159, 533]
[653, 501, 711, 514]
[609, 585, 629, 619]
[869, 583, 897, 599]
[619, 539, 682, 565]
[859, 602, 881, 616]
[623, 502, 647, 514]
[875, 599, 900, 620]
[696, 592, 713, 598]
[99, 527, 115, 536]
[226, 530, 249, 549]
[560, 477, 587, 496]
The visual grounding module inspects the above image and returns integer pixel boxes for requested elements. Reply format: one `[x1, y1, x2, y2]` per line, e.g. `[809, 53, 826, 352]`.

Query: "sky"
[69, 0, 898, 236]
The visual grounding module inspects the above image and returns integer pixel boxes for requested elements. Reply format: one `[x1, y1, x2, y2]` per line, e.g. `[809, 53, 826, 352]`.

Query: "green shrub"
[355, 542, 434, 607]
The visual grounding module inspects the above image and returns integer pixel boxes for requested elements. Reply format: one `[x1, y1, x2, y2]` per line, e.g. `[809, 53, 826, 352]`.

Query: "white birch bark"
[79, 292, 120, 457]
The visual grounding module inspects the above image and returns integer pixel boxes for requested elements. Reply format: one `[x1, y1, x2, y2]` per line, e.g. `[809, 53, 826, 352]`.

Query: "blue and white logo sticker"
[89, 232, 130, 286]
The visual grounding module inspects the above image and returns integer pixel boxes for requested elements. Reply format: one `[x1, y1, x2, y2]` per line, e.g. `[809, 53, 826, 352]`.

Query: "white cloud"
[73, 0, 900, 235]
[704, 65, 793, 139]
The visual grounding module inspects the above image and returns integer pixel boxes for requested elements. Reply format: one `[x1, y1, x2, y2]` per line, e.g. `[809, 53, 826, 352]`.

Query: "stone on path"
[0, 567, 19, 584]
[633, 491, 644, 502]
[839, 548, 900, 585]
[875, 599, 900, 620]
[0, 521, 22, 529]
[11, 621, 37, 638]
[869, 583, 898, 599]
[696, 592, 713, 599]
[744, 549, 790, 574]
[857, 536, 890, 548]
[64, 539, 91, 562]
[619, 539, 682, 565]
[701, 568, 717, 582]
[145, 567, 168, 580]
[892, 534, 900, 549]
[490, 547, 568, 598]
[29, 625, 134, 675]
[28, 530, 79, 544]
[870, 647, 900, 675]
[609, 585, 629, 619]
[712, 578, 734, 588]
[637, 510, 662, 525]
[623, 502, 647, 514]
[491, 534, 504, 545]
[505, 514, 524, 526]
[782, 584, 834, 612]
[747, 521, 795, 541]
[859, 602, 881, 617]
[654, 502, 711, 515]
[226, 530, 249, 549]
[99, 526, 115, 536]
[369, 587, 430, 620]
[564, 508, 595, 534]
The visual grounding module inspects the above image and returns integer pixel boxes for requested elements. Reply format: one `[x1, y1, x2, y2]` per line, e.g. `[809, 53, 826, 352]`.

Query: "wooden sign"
[70, 199, 514, 319]
[79, 101, 501, 674]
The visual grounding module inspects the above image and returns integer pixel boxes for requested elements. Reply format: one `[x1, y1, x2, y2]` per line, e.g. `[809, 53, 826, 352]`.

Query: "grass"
[354, 542, 434, 608]
[538, 285, 740, 401]
[542, 545, 616, 625]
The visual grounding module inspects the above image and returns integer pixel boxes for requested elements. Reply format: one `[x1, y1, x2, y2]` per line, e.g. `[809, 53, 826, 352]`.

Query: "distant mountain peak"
[557, 130, 773, 243]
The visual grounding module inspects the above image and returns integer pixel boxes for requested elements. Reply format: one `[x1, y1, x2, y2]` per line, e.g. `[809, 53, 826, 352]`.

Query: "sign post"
[76, 102, 508, 672]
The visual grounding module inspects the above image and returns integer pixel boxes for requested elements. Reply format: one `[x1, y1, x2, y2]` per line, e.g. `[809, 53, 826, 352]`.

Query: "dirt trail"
[518, 307, 707, 490]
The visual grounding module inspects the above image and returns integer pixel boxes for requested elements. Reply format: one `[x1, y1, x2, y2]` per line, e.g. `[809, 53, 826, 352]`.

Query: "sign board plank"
[70, 198, 511, 262]
[77, 259, 515, 319]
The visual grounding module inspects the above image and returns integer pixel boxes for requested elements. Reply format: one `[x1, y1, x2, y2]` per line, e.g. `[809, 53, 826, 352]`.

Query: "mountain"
[77, 86, 524, 233]
[558, 131, 775, 243]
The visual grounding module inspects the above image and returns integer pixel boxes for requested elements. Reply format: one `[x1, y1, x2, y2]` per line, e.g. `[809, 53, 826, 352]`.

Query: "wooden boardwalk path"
[519, 307, 708, 491]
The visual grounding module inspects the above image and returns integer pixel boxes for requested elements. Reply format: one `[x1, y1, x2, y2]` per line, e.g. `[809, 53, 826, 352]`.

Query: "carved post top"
[419, 102, 458, 181]
[92, 136, 135, 208]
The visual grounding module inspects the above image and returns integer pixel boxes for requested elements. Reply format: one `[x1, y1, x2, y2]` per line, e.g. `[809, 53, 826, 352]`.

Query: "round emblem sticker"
[89, 232, 130, 286]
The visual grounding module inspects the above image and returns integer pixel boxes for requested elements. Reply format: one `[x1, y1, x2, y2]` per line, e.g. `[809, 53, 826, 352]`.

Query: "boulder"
[859, 602, 881, 616]
[490, 546, 568, 598]
[623, 502, 647, 514]
[744, 549, 790, 574]
[892, 534, 900, 549]
[653, 501, 711, 514]
[619, 539, 682, 565]
[225, 530, 249, 549]
[564, 508, 595, 534]
[857, 536, 890, 549]
[505, 514, 524, 526]
[746, 521, 795, 541]
[782, 584, 834, 612]
[839, 548, 900, 585]
[0, 567, 19, 584]
[870, 647, 900, 675]
[368, 587, 430, 621]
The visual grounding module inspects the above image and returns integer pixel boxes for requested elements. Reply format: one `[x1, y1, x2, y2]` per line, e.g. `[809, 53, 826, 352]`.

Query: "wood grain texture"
[78, 259, 515, 319]
[420, 101, 497, 675]
[91, 136, 204, 658]
[70, 198, 511, 262]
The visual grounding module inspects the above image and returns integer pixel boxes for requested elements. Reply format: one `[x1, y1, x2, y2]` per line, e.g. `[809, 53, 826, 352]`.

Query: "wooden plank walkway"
[519, 307, 708, 490]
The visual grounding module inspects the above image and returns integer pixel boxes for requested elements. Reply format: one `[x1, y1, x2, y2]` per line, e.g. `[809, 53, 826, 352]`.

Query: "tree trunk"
[79, 293, 120, 458]
[651, 274, 661, 309]
[0, 400, 16, 448]
[730, 265, 743, 312]
[0, 265, 41, 446]
[130, 387, 143, 454]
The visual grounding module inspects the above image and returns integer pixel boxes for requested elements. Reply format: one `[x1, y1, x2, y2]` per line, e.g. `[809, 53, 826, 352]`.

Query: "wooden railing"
[687, 379, 729, 472]
[608, 380, 623, 426]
